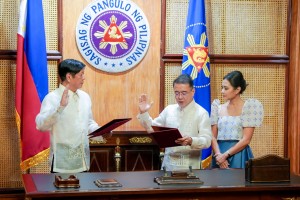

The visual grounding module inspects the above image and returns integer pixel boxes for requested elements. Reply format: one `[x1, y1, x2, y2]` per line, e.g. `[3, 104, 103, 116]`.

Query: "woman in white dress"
[210, 71, 264, 168]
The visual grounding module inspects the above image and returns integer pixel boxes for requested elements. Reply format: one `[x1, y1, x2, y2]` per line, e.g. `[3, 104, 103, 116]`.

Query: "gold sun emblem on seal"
[182, 33, 210, 80]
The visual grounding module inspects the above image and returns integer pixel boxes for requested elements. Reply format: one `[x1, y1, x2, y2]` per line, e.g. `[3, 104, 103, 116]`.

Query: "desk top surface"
[22, 169, 300, 197]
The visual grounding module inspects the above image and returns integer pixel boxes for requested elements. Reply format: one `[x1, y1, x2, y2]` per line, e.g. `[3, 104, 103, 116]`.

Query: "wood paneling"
[288, 0, 300, 175]
[90, 148, 114, 172]
[61, 0, 161, 131]
[89, 131, 161, 172]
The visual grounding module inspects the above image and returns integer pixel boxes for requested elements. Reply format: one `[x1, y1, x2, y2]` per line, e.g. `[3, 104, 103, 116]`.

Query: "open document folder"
[150, 126, 183, 148]
[88, 118, 131, 138]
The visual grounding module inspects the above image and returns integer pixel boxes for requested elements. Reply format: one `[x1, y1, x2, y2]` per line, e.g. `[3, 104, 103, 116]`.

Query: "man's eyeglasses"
[174, 91, 190, 97]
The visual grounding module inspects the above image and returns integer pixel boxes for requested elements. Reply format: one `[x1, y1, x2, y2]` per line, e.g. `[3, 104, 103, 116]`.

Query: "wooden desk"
[89, 131, 161, 172]
[22, 169, 300, 200]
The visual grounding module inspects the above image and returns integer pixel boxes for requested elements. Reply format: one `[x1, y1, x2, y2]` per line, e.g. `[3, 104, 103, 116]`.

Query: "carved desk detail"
[114, 137, 121, 172]
[129, 136, 152, 144]
[90, 131, 160, 172]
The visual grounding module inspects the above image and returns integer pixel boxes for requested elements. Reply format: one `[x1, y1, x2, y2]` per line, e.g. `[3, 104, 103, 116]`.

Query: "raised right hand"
[60, 86, 69, 107]
[138, 94, 153, 114]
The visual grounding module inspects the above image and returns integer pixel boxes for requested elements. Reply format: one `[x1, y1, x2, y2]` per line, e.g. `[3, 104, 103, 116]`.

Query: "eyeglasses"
[174, 91, 190, 97]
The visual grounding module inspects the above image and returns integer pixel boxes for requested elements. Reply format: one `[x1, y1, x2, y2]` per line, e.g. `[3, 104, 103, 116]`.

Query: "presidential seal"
[76, 0, 150, 73]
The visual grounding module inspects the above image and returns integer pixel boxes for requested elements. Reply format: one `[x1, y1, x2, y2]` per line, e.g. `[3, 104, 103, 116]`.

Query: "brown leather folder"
[88, 118, 131, 138]
[150, 126, 182, 148]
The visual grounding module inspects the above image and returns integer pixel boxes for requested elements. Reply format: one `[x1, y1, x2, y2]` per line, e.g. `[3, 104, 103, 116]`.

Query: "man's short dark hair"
[58, 59, 85, 82]
[173, 74, 194, 88]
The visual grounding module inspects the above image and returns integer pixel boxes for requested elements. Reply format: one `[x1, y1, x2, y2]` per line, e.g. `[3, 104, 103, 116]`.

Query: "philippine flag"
[16, 0, 50, 171]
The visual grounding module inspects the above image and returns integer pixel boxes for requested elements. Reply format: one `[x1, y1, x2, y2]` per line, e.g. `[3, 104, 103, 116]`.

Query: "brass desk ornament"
[154, 166, 203, 185]
[54, 175, 80, 188]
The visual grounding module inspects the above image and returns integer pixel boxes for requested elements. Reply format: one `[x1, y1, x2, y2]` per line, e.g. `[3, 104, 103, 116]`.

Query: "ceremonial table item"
[53, 175, 80, 188]
[154, 166, 203, 185]
[245, 154, 290, 183]
[94, 178, 122, 188]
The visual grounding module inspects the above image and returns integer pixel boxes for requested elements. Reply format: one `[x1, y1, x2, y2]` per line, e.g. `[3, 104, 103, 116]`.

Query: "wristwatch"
[226, 150, 232, 157]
